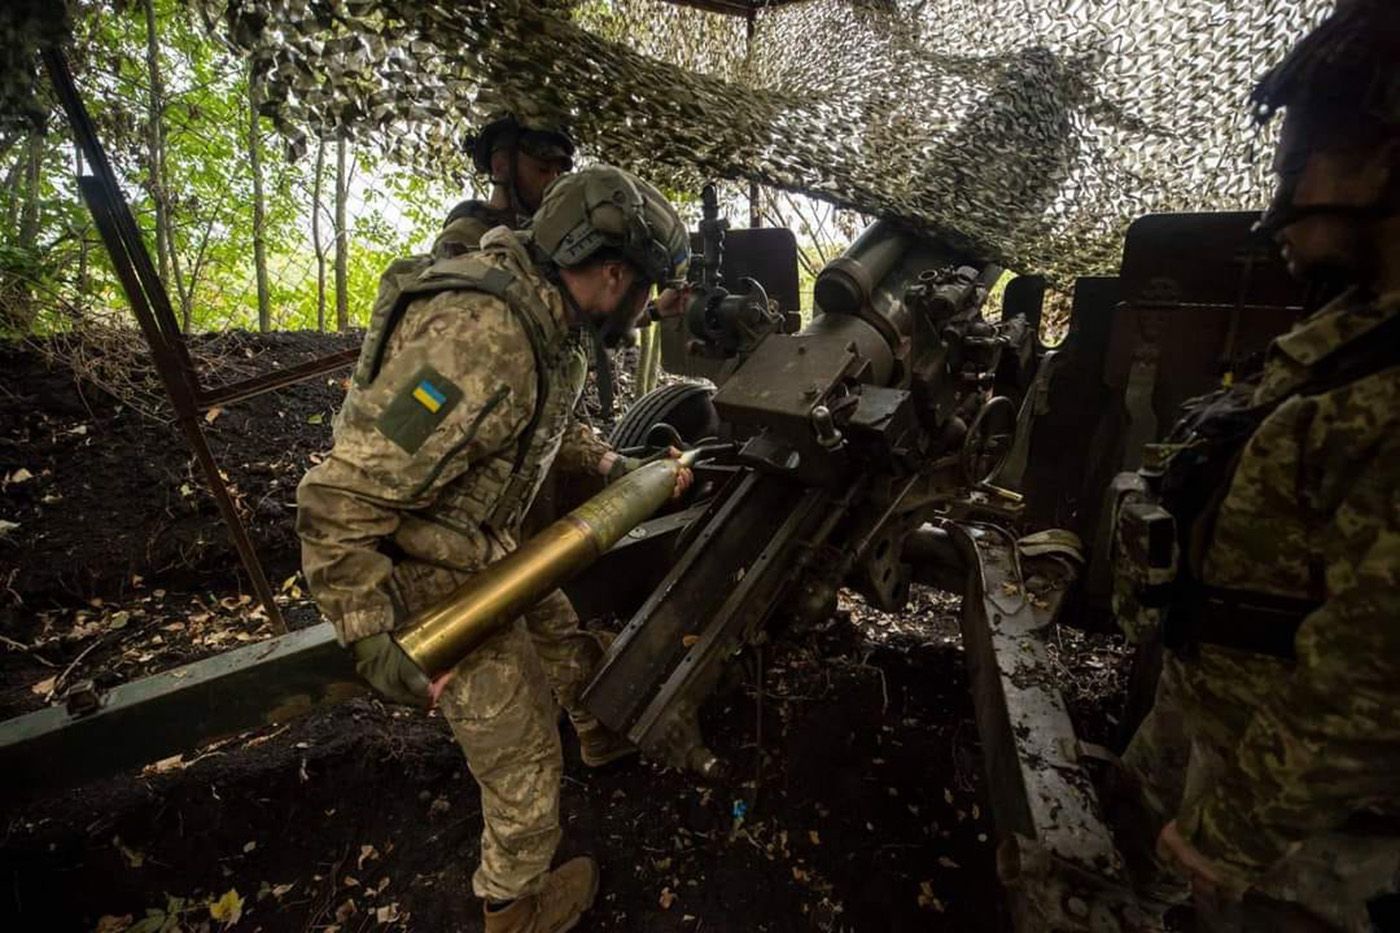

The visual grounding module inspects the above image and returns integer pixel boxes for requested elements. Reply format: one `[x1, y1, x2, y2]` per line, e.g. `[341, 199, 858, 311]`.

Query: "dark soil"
[0, 334, 1129, 932]
[0, 332, 359, 609]
[1, 603, 1017, 933]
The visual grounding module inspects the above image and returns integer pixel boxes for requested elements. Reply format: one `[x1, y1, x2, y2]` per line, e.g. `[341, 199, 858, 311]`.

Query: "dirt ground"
[0, 334, 1130, 931]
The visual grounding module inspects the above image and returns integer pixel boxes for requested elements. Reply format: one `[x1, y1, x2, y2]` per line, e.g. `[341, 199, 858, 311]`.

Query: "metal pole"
[49, 47, 288, 633]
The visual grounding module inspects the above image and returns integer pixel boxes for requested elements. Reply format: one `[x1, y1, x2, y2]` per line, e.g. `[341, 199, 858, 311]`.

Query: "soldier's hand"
[351, 633, 431, 707]
[650, 284, 693, 321]
[663, 446, 694, 499]
[1157, 820, 1242, 903]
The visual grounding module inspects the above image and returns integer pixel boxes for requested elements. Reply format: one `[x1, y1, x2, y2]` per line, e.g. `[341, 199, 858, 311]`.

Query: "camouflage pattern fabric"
[297, 227, 615, 898]
[1123, 288, 1400, 927]
[298, 225, 609, 641]
[202, 0, 1332, 284]
[432, 200, 517, 260]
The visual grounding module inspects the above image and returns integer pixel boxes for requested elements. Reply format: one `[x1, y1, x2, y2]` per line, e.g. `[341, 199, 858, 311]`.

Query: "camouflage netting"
[12, 0, 1334, 281]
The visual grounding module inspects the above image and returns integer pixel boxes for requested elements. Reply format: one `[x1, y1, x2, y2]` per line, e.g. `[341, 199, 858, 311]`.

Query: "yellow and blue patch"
[376, 365, 464, 455]
[412, 378, 448, 413]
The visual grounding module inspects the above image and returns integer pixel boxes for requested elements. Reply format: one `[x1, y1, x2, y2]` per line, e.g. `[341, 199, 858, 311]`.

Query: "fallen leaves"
[916, 880, 945, 912]
[208, 888, 244, 925]
[113, 836, 145, 869]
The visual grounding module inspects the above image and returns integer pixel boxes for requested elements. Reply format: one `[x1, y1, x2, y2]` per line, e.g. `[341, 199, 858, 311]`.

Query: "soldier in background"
[1112, 1, 1400, 929]
[297, 166, 693, 932]
[433, 102, 576, 259]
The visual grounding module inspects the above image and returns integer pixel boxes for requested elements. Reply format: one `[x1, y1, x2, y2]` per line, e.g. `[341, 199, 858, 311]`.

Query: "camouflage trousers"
[1121, 654, 1400, 932]
[397, 563, 608, 900]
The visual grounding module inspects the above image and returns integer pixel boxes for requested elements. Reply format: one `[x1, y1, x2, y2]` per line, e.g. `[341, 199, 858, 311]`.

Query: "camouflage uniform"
[432, 200, 517, 260]
[297, 226, 611, 900]
[1122, 288, 1400, 929]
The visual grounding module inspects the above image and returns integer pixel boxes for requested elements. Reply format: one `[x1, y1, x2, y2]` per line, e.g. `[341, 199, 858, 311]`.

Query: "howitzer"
[584, 216, 1151, 928]
[1, 204, 1312, 931]
[583, 218, 1032, 775]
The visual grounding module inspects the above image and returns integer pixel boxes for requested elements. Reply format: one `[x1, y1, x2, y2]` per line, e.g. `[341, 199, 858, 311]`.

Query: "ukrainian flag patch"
[413, 379, 447, 413]
[376, 364, 464, 454]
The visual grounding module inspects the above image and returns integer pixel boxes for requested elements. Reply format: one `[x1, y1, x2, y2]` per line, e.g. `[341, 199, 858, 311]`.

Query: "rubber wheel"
[609, 383, 720, 450]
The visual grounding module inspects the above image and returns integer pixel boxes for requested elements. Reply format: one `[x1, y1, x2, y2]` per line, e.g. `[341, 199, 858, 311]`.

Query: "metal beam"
[0, 624, 360, 795]
[1, 508, 699, 793]
[947, 523, 1153, 931]
[196, 348, 360, 409]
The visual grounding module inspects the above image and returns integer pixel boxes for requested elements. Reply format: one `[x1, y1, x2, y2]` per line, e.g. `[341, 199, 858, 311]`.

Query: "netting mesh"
[206, 0, 1331, 282]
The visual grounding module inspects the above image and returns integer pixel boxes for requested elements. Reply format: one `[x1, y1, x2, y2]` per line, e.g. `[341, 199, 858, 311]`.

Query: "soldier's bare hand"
[428, 671, 454, 707]
[1157, 820, 1236, 902]
[651, 285, 693, 321]
[664, 447, 694, 499]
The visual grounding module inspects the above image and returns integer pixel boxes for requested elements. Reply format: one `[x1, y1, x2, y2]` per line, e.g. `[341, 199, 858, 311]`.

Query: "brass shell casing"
[395, 455, 690, 677]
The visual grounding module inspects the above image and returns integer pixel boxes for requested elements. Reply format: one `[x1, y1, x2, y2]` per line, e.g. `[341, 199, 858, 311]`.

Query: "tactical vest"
[353, 245, 588, 535]
[1114, 309, 1400, 659]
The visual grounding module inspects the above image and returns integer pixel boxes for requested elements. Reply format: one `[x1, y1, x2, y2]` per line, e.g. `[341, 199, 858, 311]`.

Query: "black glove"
[351, 633, 430, 706]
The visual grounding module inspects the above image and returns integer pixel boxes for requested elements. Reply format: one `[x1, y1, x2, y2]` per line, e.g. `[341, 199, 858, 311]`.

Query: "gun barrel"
[395, 455, 691, 677]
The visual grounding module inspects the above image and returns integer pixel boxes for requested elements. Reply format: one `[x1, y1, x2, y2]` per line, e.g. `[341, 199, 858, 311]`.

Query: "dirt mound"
[0, 333, 359, 611]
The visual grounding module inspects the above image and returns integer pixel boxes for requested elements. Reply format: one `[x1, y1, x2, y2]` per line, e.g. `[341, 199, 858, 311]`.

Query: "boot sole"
[580, 745, 639, 769]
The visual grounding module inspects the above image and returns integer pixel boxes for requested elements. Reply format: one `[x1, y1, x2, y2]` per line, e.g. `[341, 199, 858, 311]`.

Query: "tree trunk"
[312, 138, 326, 332]
[4, 150, 25, 234]
[141, 0, 170, 286]
[8, 134, 44, 331]
[334, 138, 349, 332]
[75, 144, 89, 296]
[248, 72, 271, 333]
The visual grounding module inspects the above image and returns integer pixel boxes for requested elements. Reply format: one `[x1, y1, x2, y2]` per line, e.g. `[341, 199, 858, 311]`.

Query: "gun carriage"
[0, 195, 1309, 930]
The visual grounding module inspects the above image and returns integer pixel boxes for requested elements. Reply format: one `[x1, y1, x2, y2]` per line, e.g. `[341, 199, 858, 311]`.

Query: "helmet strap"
[506, 147, 529, 225]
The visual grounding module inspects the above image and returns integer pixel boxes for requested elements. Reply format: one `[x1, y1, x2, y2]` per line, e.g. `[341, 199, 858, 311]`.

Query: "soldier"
[433, 104, 575, 260]
[297, 165, 693, 932]
[1113, 1, 1400, 929]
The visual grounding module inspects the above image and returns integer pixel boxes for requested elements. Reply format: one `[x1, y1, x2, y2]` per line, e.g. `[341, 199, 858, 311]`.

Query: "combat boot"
[571, 714, 638, 768]
[483, 856, 599, 933]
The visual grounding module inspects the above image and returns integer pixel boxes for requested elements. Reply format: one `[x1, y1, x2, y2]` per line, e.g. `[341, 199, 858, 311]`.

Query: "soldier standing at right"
[1113, 1, 1400, 929]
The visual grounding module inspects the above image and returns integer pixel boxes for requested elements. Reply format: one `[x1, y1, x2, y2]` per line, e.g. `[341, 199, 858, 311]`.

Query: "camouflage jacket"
[431, 199, 518, 260]
[296, 227, 610, 643]
[1175, 287, 1400, 877]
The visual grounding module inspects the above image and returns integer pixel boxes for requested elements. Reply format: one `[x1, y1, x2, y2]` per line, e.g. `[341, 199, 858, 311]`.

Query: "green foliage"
[3, 0, 461, 337]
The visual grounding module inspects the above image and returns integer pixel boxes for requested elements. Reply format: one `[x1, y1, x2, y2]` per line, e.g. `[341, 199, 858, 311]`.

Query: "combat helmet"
[1250, 0, 1400, 234]
[531, 165, 691, 287]
[466, 91, 575, 175]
